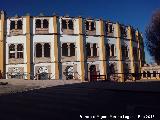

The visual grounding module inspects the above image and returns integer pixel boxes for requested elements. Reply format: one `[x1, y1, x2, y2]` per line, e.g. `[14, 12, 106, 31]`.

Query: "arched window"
[36, 19, 41, 28]
[125, 46, 128, 57]
[9, 44, 15, 58]
[62, 43, 68, 56]
[44, 43, 50, 57]
[17, 44, 23, 58]
[122, 45, 125, 58]
[93, 43, 97, 56]
[36, 43, 42, 57]
[62, 20, 67, 29]
[10, 21, 15, 30]
[109, 24, 113, 33]
[111, 44, 114, 56]
[17, 20, 22, 29]
[122, 45, 128, 58]
[105, 23, 108, 33]
[86, 21, 89, 30]
[106, 23, 113, 33]
[86, 43, 91, 56]
[121, 26, 127, 36]
[68, 20, 73, 30]
[70, 43, 75, 56]
[106, 44, 110, 57]
[43, 19, 49, 28]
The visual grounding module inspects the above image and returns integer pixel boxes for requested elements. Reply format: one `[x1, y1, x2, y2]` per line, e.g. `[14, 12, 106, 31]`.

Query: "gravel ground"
[0, 79, 160, 95]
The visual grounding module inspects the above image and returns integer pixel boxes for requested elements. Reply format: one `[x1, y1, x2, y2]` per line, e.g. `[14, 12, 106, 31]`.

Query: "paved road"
[0, 81, 160, 120]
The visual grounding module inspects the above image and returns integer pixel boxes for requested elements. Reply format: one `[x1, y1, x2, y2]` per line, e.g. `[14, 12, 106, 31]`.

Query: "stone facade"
[0, 11, 145, 81]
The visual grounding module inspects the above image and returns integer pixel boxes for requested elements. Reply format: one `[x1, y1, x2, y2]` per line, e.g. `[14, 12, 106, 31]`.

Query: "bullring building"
[0, 11, 145, 81]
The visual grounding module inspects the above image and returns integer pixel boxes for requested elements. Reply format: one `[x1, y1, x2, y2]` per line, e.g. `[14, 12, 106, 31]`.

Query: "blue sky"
[1, 0, 160, 63]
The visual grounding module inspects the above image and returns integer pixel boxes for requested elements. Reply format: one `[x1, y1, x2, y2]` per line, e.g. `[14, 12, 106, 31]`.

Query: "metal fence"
[90, 72, 143, 82]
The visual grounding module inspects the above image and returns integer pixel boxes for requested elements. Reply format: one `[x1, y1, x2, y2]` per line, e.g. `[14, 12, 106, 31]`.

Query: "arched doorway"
[89, 65, 97, 81]
[38, 67, 48, 80]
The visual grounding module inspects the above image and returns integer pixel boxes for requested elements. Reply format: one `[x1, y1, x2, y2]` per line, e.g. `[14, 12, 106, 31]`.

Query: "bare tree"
[146, 10, 160, 64]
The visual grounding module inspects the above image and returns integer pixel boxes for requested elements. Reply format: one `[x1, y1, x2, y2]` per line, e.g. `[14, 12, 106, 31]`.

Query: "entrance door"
[89, 65, 97, 81]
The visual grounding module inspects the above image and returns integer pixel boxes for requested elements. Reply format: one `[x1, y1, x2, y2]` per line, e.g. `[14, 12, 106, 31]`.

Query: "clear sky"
[1, 0, 160, 63]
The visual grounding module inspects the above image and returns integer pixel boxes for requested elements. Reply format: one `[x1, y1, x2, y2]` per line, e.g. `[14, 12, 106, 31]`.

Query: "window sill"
[122, 57, 129, 59]
[35, 57, 51, 58]
[35, 29, 49, 34]
[62, 28, 74, 30]
[10, 29, 23, 36]
[109, 56, 116, 58]
[87, 56, 99, 58]
[9, 58, 24, 59]
[62, 56, 75, 57]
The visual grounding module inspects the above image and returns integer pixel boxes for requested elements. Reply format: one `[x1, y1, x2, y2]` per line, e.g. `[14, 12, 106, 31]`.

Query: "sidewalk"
[87, 80, 160, 93]
[0, 79, 160, 94]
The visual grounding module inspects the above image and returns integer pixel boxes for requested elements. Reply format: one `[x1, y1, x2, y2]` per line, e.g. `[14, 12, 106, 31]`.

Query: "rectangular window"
[62, 20, 67, 29]
[93, 43, 97, 56]
[86, 21, 96, 31]
[68, 20, 73, 30]
[106, 44, 110, 57]
[109, 24, 113, 33]
[86, 43, 91, 57]
[111, 44, 114, 56]
[91, 22, 95, 31]
[62, 43, 68, 56]
[17, 20, 22, 30]
[10, 21, 15, 30]
[70, 43, 75, 56]
[9, 53, 15, 58]
[106, 23, 113, 33]
[122, 46, 125, 59]
[86, 21, 89, 30]
[17, 52, 23, 58]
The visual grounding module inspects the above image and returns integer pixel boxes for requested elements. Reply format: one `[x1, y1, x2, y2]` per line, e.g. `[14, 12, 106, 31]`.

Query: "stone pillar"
[0, 11, 5, 78]
[26, 15, 31, 80]
[136, 31, 142, 68]
[53, 16, 59, 79]
[115, 22, 124, 82]
[99, 20, 107, 79]
[77, 17, 85, 81]
[136, 31, 144, 79]
[128, 26, 135, 81]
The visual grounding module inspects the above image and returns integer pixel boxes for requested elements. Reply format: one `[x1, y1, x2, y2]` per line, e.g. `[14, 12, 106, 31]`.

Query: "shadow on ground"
[0, 80, 160, 120]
